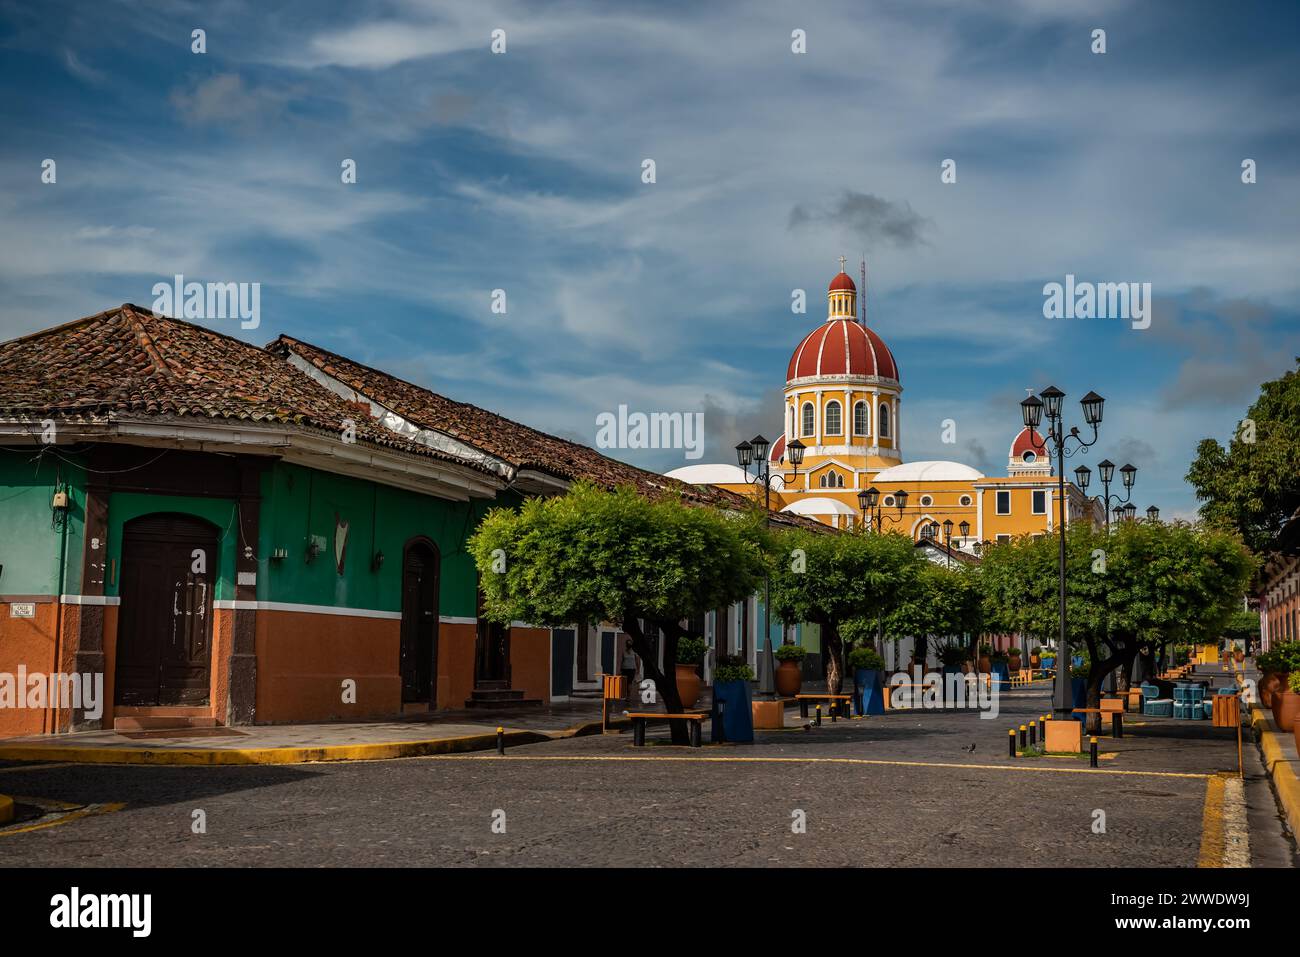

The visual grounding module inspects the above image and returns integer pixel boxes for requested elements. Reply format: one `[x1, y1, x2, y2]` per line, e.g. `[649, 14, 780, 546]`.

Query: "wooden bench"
[796, 694, 852, 718]
[626, 712, 708, 748]
[1071, 706, 1124, 737]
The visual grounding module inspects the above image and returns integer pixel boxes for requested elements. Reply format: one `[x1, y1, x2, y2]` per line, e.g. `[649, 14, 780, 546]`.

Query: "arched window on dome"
[1022, 450, 1037, 463]
[824, 401, 842, 436]
[819, 470, 844, 489]
[879, 403, 891, 438]
[853, 401, 868, 436]
[801, 402, 815, 437]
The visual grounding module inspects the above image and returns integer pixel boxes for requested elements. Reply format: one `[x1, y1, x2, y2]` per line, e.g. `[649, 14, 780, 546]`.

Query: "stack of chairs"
[1173, 682, 1206, 719]
[1141, 683, 1173, 717]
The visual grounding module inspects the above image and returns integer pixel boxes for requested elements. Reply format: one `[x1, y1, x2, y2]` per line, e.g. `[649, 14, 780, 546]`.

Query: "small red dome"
[1011, 427, 1045, 458]
[787, 319, 899, 382]
[829, 271, 856, 292]
[769, 433, 786, 462]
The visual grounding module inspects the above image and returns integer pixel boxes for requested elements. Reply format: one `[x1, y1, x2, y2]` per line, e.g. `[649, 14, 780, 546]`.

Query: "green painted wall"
[0, 448, 85, 595]
[258, 461, 513, 617]
[103, 493, 239, 602]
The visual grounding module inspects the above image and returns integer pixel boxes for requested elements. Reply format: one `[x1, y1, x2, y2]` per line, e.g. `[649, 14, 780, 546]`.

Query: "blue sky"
[1, 0, 1297, 518]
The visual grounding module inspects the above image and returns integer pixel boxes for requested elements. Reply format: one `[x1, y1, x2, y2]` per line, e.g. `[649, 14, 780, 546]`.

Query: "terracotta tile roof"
[0, 304, 482, 471]
[268, 335, 825, 529]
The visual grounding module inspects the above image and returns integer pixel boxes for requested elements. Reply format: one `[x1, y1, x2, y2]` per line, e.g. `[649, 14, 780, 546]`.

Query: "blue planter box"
[711, 680, 754, 743]
[1070, 677, 1088, 719]
[1042, 657, 1056, 670]
[854, 668, 885, 715]
[991, 661, 1010, 692]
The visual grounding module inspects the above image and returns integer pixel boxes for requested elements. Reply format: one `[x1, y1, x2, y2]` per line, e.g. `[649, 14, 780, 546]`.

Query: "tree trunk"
[823, 620, 844, 695]
[1085, 643, 1135, 736]
[623, 615, 689, 744]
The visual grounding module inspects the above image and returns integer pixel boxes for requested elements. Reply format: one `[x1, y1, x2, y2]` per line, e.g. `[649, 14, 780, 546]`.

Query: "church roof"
[873, 460, 985, 482]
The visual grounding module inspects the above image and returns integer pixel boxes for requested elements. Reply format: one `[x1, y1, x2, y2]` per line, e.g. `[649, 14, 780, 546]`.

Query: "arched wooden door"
[115, 513, 218, 706]
[399, 538, 440, 704]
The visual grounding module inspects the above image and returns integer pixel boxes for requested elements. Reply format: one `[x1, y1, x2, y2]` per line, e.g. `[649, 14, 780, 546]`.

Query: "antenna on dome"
[859, 255, 867, 325]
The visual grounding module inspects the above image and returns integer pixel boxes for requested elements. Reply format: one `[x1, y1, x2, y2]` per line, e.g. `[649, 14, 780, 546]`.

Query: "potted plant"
[978, 642, 993, 674]
[938, 643, 968, 675]
[1007, 646, 1023, 672]
[1256, 644, 1298, 709]
[711, 654, 755, 743]
[1277, 670, 1300, 735]
[675, 637, 706, 709]
[1029, 646, 1042, 669]
[848, 646, 886, 716]
[773, 643, 807, 697]
[1291, 672, 1300, 752]
[990, 649, 1010, 688]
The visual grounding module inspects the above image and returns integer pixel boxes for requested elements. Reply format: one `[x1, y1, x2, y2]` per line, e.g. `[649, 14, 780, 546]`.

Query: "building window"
[996, 490, 1011, 515]
[1032, 489, 1047, 515]
[819, 470, 844, 489]
[824, 401, 842, 436]
[919, 495, 933, 507]
[879, 403, 891, 438]
[788, 406, 794, 437]
[882, 495, 895, 507]
[1022, 450, 1037, 463]
[959, 494, 972, 507]
[996, 534, 1011, 543]
[801, 402, 814, 436]
[853, 401, 868, 436]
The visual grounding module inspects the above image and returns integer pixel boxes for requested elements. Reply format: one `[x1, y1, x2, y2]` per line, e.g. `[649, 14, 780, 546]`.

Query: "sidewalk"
[0, 700, 617, 766]
[1230, 658, 1300, 839]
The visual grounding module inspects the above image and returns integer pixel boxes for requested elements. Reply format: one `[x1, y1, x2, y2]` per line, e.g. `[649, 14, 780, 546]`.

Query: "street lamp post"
[1020, 386, 1105, 717]
[857, 486, 909, 532]
[1146, 505, 1160, 521]
[736, 434, 805, 696]
[1072, 459, 1137, 534]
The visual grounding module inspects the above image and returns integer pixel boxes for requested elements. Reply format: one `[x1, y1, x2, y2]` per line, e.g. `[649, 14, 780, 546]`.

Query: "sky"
[1, 0, 1297, 519]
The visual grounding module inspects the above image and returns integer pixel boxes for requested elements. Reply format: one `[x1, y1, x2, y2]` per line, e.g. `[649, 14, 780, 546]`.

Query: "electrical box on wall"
[51, 490, 68, 509]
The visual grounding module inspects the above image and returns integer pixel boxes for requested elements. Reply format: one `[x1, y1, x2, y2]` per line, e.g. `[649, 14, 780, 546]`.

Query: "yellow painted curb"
[0, 793, 12, 825]
[0, 729, 551, 767]
[1249, 703, 1300, 838]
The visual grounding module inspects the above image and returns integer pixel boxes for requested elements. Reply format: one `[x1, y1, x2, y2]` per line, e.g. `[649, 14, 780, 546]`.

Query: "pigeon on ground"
[961, 743, 976, 753]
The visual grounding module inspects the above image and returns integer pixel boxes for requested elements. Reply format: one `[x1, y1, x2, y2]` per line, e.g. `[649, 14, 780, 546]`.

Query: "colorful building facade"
[669, 264, 1102, 548]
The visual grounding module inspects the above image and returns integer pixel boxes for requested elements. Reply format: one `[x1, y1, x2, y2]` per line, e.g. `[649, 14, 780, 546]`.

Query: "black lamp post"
[737, 433, 805, 696]
[857, 486, 909, 532]
[1074, 458, 1137, 534]
[1020, 385, 1105, 717]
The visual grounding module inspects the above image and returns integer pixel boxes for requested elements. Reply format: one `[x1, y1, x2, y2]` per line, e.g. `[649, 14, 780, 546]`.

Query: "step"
[467, 689, 526, 702]
[462, 695, 544, 709]
[113, 714, 218, 732]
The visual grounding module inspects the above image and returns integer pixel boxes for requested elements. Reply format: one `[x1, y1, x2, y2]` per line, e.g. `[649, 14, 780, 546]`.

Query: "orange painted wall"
[254, 610, 400, 724]
[437, 621, 477, 711]
[509, 626, 550, 704]
[0, 599, 59, 738]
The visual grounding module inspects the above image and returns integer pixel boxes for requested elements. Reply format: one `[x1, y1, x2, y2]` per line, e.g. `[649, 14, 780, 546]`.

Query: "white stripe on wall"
[60, 595, 121, 606]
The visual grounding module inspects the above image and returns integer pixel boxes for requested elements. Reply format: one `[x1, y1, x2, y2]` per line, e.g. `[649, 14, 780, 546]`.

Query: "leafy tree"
[767, 529, 923, 693]
[1222, 609, 1260, 653]
[468, 482, 769, 743]
[1187, 359, 1300, 553]
[882, 562, 983, 665]
[980, 523, 1254, 732]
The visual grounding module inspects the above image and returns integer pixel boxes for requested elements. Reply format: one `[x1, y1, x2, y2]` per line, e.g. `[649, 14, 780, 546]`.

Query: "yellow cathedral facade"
[668, 262, 1101, 551]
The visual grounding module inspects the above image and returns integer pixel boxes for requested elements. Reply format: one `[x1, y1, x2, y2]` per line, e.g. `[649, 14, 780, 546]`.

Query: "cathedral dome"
[786, 319, 899, 382]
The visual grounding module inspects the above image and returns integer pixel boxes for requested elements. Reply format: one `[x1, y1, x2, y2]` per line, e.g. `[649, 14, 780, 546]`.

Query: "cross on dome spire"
[838, 255, 847, 272]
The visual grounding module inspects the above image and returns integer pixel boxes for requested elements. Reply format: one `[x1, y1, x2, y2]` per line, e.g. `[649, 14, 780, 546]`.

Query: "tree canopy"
[1187, 359, 1300, 553]
[767, 528, 923, 692]
[468, 482, 769, 738]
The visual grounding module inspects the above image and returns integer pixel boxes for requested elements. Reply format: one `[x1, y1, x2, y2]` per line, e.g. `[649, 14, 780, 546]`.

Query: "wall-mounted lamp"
[270, 547, 289, 561]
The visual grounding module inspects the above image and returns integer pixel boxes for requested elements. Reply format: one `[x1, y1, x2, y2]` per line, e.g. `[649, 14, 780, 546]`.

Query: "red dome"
[829, 271, 856, 292]
[787, 319, 899, 382]
[1010, 427, 1045, 458]
[769, 433, 785, 462]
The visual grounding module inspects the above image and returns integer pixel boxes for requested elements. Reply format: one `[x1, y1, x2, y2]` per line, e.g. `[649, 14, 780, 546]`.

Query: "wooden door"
[115, 513, 217, 706]
[399, 540, 440, 703]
